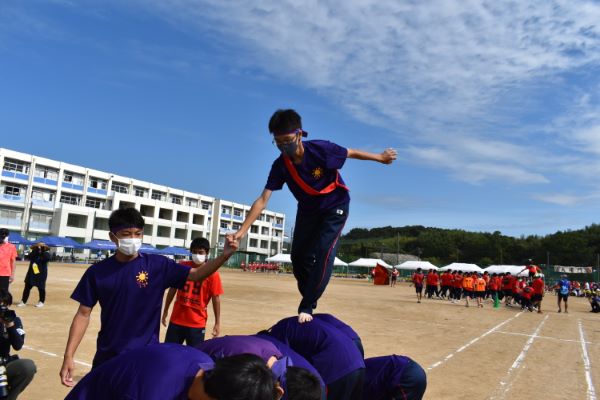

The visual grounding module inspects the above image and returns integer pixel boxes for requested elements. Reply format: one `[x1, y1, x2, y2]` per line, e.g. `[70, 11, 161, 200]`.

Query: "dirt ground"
[9, 261, 599, 400]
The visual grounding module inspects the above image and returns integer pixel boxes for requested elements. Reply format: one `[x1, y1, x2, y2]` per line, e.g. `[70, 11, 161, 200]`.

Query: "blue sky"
[1, 0, 600, 237]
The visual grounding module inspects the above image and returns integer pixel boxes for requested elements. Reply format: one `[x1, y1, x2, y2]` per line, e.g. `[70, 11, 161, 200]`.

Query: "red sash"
[283, 156, 349, 196]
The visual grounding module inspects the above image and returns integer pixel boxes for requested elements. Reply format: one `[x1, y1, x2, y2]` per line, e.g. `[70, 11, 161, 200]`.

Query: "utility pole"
[546, 251, 550, 268]
[396, 232, 400, 265]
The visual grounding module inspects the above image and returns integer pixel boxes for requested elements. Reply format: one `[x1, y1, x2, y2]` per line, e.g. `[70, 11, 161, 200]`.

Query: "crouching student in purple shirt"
[197, 335, 323, 400]
[264, 316, 366, 400]
[60, 208, 239, 387]
[65, 343, 279, 400]
[364, 355, 427, 400]
[230, 109, 397, 323]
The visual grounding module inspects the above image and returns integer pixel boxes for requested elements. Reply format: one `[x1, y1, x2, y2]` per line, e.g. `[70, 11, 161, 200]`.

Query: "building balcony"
[272, 223, 284, 229]
[1, 170, 29, 181]
[61, 182, 84, 191]
[220, 213, 232, 219]
[33, 177, 58, 186]
[0, 194, 25, 204]
[31, 198, 55, 208]
[87, 187, 108, 196]
[28, 221, 51, 231]
[0, 217, 22, 227]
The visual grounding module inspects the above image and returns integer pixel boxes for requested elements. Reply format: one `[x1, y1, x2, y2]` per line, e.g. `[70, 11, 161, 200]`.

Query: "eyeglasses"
[272, 131, 300, 146]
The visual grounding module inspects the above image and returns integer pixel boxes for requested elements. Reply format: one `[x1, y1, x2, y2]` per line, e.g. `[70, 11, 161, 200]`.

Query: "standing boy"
[60, 208, 238, 387]
[162, 238, 223, 346]
[556, 275, 571, 313]
[0, 229, 17, 292]
[412, 268, 424, 303]
[230, 109, 397, 322]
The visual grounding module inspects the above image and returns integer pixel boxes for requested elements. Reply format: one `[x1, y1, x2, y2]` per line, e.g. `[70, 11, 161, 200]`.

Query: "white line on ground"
[23, 345, 92, 367]
[494, 330, 594, 345]
[578, 320, 597, 400]
[492, 314, 549, 399]
[427, 312, 523, 370]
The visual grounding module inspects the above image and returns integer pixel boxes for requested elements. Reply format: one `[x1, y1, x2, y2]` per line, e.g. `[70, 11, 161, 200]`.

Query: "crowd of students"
[411, 268, 547, 312]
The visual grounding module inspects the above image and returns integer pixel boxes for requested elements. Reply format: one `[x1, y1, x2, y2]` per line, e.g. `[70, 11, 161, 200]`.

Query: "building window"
[192, 214, 204, 225]
[60, 193, 81, 205]
[63, 172, 84, 185]
[29, 213, 52, 228]
[34, 166, 58, 180]
[0, 208, 22, 224]
[187, 198, 198, 207]
[260, 240, 269, 249]
[250, 225, 259, 234]
[3, 159, 30, 174]
[233, 209, 242, 217]
[276, 217, 283, 224]
[3, 185, 22, 196]
[261, 227, 269, 235]
[232, 223, 241, 230]
[85, 197, 104, 209]
[220, 222, 229, 229]
[94, 217, 109, 231]
[67, 213, 87, 228]
[111, 182, 129, 194]
[89, 178, 107, 190]
[201, 201, 211, 210]
[134, 187, 148, 198]
[31, 190, 54, 202]
[170, 195, 182, 205]
[151, 191, 166, 201]
[249, 238, 258, 247]
[221, 206, 231, 214]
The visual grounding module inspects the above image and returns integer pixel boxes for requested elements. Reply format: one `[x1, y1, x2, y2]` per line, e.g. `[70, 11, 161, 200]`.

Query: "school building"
[0, 148, 285, 259]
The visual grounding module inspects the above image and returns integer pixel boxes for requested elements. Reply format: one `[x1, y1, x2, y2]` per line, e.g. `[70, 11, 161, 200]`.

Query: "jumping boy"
[162, 237, 223, 346]
[230, 109, 397, 322]
[60, 208, 238, 387]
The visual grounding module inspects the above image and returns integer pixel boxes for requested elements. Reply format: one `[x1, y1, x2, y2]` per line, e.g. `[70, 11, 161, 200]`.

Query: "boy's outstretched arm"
[188, 238, 238, 282]
[347, 148, 397, 164]
[230, 189, 273, 242]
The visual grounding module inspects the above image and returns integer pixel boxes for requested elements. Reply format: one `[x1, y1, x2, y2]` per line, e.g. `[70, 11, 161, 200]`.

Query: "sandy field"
[8, 261, 599, 400]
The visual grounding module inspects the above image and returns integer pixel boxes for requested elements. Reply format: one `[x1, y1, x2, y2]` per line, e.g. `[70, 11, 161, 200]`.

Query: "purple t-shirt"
[71, 253, 190, 364]
[256, 334, 326, 390]
[266, 317, 365, 384]
[265, 140, 350, 212]
[65, 344, 214, 400]
[196, 335, 283, 362]
[314, 314, 360, 341]
[363, 355, 411, 400]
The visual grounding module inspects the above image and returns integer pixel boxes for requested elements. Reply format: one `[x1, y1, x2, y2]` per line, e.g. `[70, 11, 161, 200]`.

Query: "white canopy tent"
[440, 262, 482, 272]
[265, 253, 348, 266]
[348, 258, 393, 269]
[395, 260, 439, 271]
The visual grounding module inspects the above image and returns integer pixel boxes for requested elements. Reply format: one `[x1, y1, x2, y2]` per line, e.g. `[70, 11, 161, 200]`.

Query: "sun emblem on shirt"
[136, 270, 149, 288]
[311, 167, 323, 180]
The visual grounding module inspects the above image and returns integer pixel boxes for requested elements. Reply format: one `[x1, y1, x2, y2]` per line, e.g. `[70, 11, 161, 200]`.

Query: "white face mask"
[192, 254, 206, 264]
[117, 238, 142, 256]
[2, 237, 8, 243]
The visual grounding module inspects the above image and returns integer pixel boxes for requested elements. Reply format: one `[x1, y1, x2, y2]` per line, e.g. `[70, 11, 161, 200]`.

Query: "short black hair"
[190, 237, 210, 252]
[285, 367, 322, 400]
[108, 208, 145, 232]
[0, 289, 13, 306]
[204, 354, 277, 400]
[0, 228, 9, 238]
[268, 109, 302, 134]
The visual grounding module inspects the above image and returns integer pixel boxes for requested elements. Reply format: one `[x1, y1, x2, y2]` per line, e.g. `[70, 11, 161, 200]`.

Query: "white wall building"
[0, 148, 285, 258]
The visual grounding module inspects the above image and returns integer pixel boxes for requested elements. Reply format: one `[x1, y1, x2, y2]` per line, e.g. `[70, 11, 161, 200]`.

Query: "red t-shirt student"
[170, 260, 224, 329]
[426, 272, 439, 286]
[532, 277, 545, 296]
[412, 272, 424, 286]
[453, 274, 463, 288]
[441, 272, 453, 287]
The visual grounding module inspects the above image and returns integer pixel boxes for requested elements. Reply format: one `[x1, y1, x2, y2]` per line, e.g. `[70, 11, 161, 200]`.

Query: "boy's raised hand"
[223, 234, 239, 257]
[380, 148, 398, 164]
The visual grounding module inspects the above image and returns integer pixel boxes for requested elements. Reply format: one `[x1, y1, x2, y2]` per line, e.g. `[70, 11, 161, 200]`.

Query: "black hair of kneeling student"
[268, 109, 302, 134]
[0, 289, 12, 305]
[190, 237, 210, 252]
[108, 208, 145, 232]
[204, 353, 279, 400]
[286, 366, 322, 400]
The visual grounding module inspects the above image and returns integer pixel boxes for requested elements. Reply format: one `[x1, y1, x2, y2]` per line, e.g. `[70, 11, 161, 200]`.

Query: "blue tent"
[37, 236, 83, 248]
[8, 232, 33, 246]
[139, 243, 162, 254]
[82, 239, 117, 251]
[160, 246, 191, 256]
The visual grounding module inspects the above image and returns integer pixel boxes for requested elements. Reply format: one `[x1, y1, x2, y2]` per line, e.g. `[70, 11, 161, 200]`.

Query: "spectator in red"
[0, 229, 17, 292]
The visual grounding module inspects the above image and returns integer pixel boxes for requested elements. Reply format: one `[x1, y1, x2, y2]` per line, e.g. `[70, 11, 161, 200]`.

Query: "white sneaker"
[16, 301, 26, 307]
[34, 302, 44, 308]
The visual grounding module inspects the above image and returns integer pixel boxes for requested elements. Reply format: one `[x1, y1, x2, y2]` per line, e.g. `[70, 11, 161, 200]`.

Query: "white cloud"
[126, 1, 600, 187]
[532, 191, 600, 206]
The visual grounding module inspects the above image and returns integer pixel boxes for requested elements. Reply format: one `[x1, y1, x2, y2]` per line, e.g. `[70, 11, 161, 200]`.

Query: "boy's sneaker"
[35, 302, 44, 308]
[16, 301, 26, 307]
